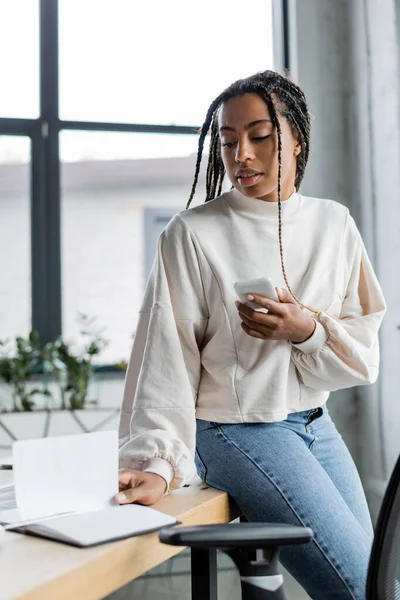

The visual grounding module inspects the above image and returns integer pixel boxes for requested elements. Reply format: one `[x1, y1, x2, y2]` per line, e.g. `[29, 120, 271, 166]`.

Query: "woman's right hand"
[115, 469, 168, 506]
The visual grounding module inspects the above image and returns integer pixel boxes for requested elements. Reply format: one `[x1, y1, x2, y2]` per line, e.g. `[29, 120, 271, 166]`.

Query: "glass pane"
[0, 136, 31, 339]
[61, 130, 219, 365]
[59, 0, 274, 125]
[0, 1, 39, 118]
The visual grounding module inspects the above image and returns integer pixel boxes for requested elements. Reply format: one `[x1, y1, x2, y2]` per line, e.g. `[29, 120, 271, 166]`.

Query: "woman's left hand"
[236, 288, 316, 344]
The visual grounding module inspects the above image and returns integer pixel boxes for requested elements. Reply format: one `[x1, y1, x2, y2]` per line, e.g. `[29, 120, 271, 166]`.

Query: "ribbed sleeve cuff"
[142, 457, 174, 492]
[291, 320, 328, 355]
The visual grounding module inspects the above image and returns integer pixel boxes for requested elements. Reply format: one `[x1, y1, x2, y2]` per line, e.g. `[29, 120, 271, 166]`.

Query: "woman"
[117, 70, 386, 599]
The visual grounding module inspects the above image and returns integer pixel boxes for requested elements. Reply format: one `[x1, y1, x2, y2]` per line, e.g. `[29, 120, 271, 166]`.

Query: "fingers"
[239, 312, 277, 334]
[115, 482, 151, 505]
[236, 301, 282, 325]
[276, 288, 297, 304]
[116, 470, 167, 506]
[118, 469, 141, 489]
[241, 322, 268, 340]
[238, 294, 287, 316]
[235, 288, 296, 321]
[242, 289, 295, 312]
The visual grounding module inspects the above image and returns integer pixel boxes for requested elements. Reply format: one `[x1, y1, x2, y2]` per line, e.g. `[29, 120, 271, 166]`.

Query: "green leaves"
[0, 314, 109, 412]
[0, 333, 44, 411]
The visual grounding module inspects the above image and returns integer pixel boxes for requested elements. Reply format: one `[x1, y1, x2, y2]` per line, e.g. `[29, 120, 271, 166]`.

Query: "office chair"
[366, 452, 400, 599]
[159, 453, 400, 600]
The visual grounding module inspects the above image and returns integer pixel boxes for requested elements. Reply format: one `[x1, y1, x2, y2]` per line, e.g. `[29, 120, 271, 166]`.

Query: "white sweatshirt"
[119, 188, 386, 490]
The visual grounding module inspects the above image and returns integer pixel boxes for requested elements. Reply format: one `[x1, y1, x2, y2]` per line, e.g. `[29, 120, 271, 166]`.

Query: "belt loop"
[308, 407, 323, 423]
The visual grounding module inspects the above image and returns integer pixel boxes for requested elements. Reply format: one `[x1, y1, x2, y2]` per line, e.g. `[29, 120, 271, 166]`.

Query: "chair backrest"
[367, 453, 400, 600]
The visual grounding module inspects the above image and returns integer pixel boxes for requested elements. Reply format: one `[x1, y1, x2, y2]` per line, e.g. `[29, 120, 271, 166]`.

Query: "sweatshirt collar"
[224, 187, 301, 219]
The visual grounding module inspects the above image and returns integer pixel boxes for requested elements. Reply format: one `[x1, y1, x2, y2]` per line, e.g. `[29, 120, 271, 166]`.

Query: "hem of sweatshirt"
[290, 320, 328, 354]
[142, 457, 174, 491]
[195, 398, 329, 424]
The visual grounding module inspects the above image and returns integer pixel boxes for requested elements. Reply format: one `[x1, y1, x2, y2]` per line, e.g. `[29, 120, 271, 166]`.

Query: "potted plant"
[0, 330, 52, 412]
[0, 315, 123, 448]
[50, 313, 109, 410]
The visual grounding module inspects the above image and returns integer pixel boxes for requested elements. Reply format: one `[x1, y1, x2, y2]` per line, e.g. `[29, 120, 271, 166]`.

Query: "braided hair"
[186, 70, 317, 314]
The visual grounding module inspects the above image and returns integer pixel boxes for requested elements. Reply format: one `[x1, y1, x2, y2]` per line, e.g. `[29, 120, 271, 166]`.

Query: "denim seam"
[216, 426, 358, 599]
[195, 448, 207, 481]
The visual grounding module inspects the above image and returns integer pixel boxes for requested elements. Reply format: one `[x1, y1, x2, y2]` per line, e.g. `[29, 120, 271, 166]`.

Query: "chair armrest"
[159, 522, 313, 550]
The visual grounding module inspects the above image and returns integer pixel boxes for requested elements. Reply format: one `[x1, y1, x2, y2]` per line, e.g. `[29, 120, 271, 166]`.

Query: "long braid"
[267, 93, 318, 314]
[207, 114, 222, 199]
[186, 127, 208, 210]
[186, 70, 319, 314]
[216, 168, 225, 197]
[186, 96, 224, 209]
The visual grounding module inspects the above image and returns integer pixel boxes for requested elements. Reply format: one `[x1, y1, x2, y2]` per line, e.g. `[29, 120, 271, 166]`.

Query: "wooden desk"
[0, 483, 240, 600]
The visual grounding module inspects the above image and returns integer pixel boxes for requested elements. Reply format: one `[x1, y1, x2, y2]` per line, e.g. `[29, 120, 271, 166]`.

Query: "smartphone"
[234, 276, 279, 310]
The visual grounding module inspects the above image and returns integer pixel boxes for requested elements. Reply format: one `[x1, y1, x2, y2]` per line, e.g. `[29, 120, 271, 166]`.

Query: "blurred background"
[1, 0, 400, 598]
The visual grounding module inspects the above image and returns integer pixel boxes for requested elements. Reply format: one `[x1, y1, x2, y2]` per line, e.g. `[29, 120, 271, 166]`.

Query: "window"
[0, 136, 31, 339]
[59, 0, 274, 125]
[0, 1, 39, 119]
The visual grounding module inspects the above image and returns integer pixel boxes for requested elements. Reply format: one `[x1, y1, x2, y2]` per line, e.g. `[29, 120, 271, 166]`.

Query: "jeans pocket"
[195, 448, 208, 481]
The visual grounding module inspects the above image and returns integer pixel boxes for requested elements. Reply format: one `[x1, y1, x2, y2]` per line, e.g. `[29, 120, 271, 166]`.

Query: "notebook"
[0, 431, 177, 547]
[0, 504, 177, 547]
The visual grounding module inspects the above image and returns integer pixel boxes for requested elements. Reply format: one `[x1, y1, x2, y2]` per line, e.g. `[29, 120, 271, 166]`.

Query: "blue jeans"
[195, 405, 373, 600]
